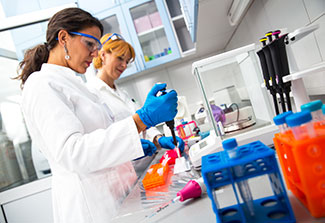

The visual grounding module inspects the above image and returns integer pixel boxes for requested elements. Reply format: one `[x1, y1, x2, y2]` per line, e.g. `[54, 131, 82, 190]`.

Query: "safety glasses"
[69, 31, 102, 52]
[102, 33, 124, 46]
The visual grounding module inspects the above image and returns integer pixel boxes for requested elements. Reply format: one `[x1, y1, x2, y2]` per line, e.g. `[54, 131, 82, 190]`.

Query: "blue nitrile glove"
[158, 136, 185, 153]
[136, 83, 178, 128]
[141, 139, 157, 156]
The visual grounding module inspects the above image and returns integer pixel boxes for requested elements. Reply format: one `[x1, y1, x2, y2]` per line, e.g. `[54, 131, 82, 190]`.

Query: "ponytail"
[16, 43, 49, 89]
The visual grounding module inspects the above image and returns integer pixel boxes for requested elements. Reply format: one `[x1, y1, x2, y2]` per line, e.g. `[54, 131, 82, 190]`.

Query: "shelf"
[181, 48, 196, 57]
[260, 62, 325, 88]
[137, 25, 164, 37]
[283, 62, 325, 82]
[171, 14, 184, 22]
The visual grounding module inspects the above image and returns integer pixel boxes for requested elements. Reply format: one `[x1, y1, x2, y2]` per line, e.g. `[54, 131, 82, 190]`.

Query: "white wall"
[226, 0, 325, 96]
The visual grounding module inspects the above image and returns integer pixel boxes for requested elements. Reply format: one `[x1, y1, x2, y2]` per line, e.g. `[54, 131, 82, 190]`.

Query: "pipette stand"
[283, 24, 325, 111]
[201, 141, 295, 223]
[274, 123, 325, 218]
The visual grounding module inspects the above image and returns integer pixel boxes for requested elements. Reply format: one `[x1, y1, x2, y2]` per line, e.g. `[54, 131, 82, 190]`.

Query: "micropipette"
[141, 177, 206, 222]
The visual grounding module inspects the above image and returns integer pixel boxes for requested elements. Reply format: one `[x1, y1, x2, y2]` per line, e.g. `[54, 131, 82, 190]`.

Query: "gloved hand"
[141, 139, 157, 156]
[158, 136, 185, 153]
[136, 83, 178, 128]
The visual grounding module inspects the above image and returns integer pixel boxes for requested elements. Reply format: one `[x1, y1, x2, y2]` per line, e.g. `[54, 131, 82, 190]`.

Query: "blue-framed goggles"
[69, 31, 102, 52]
[102, 33, 124, 46]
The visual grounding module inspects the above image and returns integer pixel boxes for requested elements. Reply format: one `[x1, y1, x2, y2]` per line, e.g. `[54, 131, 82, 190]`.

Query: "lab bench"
[112, 148, 325, 223]
[0, 148, 324, 222]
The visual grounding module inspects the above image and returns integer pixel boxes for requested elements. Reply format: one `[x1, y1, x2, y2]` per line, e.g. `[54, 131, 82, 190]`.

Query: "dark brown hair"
[15, 7, 103, 88]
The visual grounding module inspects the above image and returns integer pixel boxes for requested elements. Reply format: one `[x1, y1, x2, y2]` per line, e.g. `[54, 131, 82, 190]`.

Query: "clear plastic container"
[222, 138, 254, 216]
[273, 111, 293, 133]
[286, 111, 316, 140]
[301, 100, 324, 121]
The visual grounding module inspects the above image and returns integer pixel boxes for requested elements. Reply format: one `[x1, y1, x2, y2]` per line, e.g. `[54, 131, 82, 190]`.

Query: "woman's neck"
[97, 69, 115, 89]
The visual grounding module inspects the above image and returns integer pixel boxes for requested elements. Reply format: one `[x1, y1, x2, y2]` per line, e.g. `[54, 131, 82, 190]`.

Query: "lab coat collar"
[89, 75, 123, 97]
[41, 63, 84, 84]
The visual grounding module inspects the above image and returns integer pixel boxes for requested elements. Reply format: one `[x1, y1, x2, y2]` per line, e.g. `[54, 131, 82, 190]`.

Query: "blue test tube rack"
[201, 141, 296, 223]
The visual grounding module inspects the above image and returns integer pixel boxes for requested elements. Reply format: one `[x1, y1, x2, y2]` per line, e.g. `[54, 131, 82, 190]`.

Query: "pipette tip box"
[201, 141, 295, 223]
[142, 163, 169, 190]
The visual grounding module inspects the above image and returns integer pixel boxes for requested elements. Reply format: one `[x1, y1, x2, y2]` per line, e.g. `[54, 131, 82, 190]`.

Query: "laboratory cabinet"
[95, 0, 196, 77]
[0, 177, 53, 223]
[165, 0, 196, 55]
[2, 189, 53, 223]
[1, 0, 198, 77]
[78, 0, 120, 15]
[0, 0, 76, 61]
[179, 0, 198, 42]
[121, 0, 181, 71]
[95, 6, 141, 78]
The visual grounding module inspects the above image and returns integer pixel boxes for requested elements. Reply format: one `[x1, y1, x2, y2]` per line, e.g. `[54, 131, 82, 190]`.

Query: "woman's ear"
[100, 51, 106, 62]
[57, 30, 69, 46]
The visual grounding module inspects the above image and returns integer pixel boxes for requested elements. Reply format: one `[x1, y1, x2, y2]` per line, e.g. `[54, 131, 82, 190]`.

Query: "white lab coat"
[21, 64, 144, 223]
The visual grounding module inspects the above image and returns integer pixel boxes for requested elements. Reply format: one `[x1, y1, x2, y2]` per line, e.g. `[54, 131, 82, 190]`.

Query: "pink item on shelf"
[133, 15, 152, 33]
[149, 11, 162, 27]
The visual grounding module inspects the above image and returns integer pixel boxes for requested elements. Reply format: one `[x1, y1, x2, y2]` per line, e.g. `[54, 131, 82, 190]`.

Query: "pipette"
[159, 88, 178, 149]
[141, 177, 206, 222]
[166, 119, 178, 147]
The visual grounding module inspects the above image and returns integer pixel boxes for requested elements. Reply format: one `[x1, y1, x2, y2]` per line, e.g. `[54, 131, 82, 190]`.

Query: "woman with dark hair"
[16, 7, 178, 222]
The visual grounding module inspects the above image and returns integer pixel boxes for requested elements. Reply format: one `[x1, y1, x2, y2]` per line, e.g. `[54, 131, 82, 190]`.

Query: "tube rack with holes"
[273, 122, 325, 218]
[142, 163, 169, 190]
[201, 141, 295, 223]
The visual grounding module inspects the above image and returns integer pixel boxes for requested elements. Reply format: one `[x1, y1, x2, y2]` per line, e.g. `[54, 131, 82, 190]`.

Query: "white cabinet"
[78, 0, 120, 15]
[2, 189, 53, 223]
[121, 0, 181, 71]
[165, 0, 196, 55]
[0, 207, 5, 223]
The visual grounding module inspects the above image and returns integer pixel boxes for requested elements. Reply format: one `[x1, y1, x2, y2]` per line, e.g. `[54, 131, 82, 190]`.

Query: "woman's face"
[101, 50, 131, 81]
[66, 26, 102, 74]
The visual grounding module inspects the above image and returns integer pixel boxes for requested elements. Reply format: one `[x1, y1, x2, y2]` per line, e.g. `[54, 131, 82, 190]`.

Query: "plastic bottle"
[222, 138, 254, 216]
[286, 110, 316, 140]
[301, 100, 324, 121]
[273, 111, 293, 133]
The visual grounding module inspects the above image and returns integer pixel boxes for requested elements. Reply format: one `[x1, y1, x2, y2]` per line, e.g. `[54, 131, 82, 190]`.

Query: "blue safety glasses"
[69, 31, 102, 52]
[102, 33, 124, 46]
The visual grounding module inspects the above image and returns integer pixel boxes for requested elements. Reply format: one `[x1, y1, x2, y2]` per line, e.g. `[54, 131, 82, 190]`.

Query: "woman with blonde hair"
[87, 32, 184, 168]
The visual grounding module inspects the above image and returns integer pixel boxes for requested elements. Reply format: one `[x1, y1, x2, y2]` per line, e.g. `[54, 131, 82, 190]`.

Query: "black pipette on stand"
[264, 31, 287, 113]
[269, 30, 292, 111]
[257, 37, 280, 115]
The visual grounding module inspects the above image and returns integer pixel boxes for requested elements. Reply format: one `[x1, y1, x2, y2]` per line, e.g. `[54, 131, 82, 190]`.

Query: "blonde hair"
[93, 33, 135, 69]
